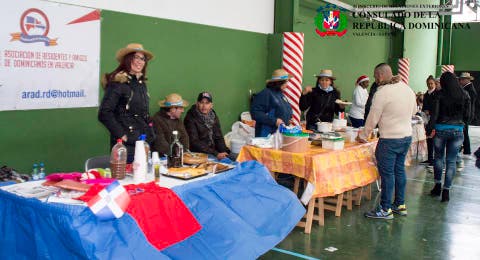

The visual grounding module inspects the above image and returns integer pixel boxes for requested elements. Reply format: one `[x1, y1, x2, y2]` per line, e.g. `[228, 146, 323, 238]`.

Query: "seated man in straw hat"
[152, 93, 189, 156]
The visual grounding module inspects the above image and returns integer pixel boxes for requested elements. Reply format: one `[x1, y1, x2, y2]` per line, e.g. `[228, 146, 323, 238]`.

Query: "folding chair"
[84, 155, 110, 172]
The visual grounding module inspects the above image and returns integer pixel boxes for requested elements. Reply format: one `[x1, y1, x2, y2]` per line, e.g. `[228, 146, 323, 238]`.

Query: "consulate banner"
[0, 0, 100, 111]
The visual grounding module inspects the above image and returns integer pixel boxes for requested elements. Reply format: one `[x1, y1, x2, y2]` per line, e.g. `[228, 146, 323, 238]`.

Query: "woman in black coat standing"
[300, 69, 345, 130]
[98, 43, 156, 163]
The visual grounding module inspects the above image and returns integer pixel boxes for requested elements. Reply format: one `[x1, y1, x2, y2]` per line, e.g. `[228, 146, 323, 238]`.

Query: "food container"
[282, 133, 310, 153]
[345, 127, 359, 143]
[332, 119, 347, 130]
[316, 122, 332, 133]
[322, 136, 345, 150]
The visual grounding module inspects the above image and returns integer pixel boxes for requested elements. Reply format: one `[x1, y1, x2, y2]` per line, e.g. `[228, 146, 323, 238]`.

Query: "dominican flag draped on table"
[87, 180, 130, 220]
[398, 58, 410, 85]
[281, 32, 305, 126]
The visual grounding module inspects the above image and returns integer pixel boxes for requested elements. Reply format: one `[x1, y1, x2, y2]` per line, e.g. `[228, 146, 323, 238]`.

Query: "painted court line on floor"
[407, 177, 480, 191]
[272, 247, 320, 260]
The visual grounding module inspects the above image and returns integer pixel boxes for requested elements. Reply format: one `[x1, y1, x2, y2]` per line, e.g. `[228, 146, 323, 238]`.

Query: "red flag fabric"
[78, 182, 201, 250]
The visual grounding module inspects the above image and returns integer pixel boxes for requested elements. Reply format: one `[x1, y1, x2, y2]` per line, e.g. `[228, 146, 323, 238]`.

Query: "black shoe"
[420, 160, 430, 165]
[441, 189, 450, 202]
[430, 183, 442, 196]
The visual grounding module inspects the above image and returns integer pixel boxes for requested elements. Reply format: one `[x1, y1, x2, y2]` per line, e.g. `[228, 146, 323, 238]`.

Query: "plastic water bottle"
[38, 162, 45, 179]
[133, 140, 147, 183]
[32, 163, 39, 180]
[110, 139, 127, 179]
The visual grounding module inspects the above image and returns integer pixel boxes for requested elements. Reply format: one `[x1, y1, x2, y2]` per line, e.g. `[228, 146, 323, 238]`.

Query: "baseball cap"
[197, 92, 212, 102]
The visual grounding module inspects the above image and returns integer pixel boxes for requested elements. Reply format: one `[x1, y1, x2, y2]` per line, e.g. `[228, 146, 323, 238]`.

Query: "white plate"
[335, 99, 352, 105]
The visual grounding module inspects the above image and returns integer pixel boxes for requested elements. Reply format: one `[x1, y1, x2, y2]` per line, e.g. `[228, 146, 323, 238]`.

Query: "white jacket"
[349, 85, 368, 119]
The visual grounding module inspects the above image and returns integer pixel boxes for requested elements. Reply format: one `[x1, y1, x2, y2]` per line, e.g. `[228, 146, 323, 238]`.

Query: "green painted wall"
[451, 23, 480, 71]
[403, 0, 439, 92]
[0, 10, 269, 174]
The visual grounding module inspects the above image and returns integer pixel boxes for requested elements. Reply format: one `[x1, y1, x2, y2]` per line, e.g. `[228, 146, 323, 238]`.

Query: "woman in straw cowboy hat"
[98, 43, 155, 163]
[300, 69, 345, 130]
[250, 69, 293, 137]
[152, 93, 190, 156]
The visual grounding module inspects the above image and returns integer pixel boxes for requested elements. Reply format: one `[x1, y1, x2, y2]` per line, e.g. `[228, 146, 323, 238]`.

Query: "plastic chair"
[84, 155, 110, 172]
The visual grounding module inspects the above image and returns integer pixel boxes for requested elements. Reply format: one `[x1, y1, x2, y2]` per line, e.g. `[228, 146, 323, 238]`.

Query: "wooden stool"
[351, 183, 374, 206]
[297, 193, 344, 234]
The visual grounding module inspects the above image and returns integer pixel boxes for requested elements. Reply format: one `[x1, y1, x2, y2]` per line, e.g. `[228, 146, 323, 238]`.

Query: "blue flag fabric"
[0, 161, 305, 259]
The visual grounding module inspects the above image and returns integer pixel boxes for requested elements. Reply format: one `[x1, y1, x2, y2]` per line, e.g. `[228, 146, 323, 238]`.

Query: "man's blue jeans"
[434, 129, 464, 189]
[375, 136, 412, 210]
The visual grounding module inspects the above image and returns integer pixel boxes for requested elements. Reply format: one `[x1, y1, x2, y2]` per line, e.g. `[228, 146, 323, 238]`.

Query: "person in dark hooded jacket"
[184, 92, 230, 160]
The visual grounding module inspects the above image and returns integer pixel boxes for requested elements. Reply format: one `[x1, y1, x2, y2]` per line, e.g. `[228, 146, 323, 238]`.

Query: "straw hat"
[116, 43, 154, 63]
[266, 69, 292, 83]
[458, 72, 474, 80]
[158, 93, 189, 108]
[314, 69, 336, 80]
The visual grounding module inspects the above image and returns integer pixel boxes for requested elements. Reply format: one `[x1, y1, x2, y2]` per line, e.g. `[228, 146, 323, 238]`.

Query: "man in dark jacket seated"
[152, 93, 189, 156]
[184, 92, 231, 160]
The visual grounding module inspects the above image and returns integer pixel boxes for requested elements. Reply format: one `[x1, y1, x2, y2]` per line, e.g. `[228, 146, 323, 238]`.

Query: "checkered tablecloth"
[237, 142, 379, 198]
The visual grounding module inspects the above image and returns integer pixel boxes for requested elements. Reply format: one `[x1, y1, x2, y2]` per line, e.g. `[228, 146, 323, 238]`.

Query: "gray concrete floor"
[261, 126, 480, 260]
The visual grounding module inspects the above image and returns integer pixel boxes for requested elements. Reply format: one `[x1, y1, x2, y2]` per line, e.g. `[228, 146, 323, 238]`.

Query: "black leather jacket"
[427, 89, 471, 130]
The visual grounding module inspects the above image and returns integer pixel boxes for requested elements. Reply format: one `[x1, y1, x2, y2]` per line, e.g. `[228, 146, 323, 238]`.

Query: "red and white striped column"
[441, 65, 455, 73]
[398, 58, 410, 85]
[281, 32, 305, 126]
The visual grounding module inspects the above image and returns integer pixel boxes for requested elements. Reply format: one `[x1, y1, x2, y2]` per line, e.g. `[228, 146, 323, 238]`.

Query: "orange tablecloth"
[237, 142, 379, 198]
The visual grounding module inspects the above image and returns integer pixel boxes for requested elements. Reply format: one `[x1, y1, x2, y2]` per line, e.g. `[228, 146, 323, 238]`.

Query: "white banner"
[0, 0, 100, 111]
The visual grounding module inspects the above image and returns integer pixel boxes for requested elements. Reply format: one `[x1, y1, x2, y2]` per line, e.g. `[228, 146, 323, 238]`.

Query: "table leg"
[316, 197, 325, 226]
[304, 198, 315, 234]
[365, 183, 372, 201]
[354, 187, 363, 206]
[335, 193, 343, 217]
[346, 190, 353, 210]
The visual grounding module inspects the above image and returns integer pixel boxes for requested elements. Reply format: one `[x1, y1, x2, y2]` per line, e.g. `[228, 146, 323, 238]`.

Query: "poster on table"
[0, 0, 100, 111]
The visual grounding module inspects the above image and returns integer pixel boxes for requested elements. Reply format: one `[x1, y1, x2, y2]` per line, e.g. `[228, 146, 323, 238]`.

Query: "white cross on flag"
[87, 180, 131, 220]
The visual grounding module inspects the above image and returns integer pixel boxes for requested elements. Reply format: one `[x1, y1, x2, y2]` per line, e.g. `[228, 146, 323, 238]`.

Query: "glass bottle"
[168, 130, 183, 168]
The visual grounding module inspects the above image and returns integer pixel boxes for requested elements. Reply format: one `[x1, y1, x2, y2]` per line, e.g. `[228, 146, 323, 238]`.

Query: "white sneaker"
[462, 154, 473, 160]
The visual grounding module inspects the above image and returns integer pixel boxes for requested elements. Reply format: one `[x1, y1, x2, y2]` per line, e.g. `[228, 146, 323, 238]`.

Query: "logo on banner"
[314, 4, 348, 37]
[87, 180, 131, 220]
[10, 8, 57, 46]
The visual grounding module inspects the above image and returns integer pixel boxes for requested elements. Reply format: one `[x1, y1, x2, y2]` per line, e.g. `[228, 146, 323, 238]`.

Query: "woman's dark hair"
[315, 77, 335, 88]
[426, 75, 435, 83]
[266, 80, 287, 90]
[440, 72, 465, 114]
[106, 52, 148, 84]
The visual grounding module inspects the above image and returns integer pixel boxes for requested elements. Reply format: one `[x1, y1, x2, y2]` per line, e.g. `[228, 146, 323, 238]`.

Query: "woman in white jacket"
[349, 75, 370, 127]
